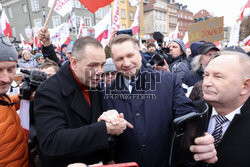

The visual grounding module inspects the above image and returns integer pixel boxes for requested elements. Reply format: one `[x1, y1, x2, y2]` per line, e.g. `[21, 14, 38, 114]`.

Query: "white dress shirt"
[207, 106, 242, 137]
[123, 76, 138, 93]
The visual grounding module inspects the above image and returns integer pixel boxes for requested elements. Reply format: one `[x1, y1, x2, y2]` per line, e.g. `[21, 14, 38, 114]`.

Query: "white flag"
[130, 1, 140, 35]
[169, 23, 180, 41]
[129, 0, 140, 6]
[112, 0, 120, 31]
[48, 0, 72, 17]
[95, 9, 112, 47]
[228, 22, 241, 47]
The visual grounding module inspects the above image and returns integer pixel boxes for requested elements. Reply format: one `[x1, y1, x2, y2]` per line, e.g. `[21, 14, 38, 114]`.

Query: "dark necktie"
[212, 115, 228, 147]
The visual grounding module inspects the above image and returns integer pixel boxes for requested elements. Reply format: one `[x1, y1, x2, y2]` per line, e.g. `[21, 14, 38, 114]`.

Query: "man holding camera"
[34, 28, 133, 167]
[101, 34, 217, 167]
[0, 33, 28, 166]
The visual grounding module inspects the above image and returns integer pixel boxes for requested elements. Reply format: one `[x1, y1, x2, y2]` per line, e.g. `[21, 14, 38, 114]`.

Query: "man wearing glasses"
[0, 33, 28, 166]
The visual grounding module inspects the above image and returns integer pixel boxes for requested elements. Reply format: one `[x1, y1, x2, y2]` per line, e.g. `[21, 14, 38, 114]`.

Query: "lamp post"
[42, 6, 46, 23]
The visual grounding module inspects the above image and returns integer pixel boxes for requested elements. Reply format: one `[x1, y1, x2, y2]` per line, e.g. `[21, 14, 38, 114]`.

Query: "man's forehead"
[0, 61, 17, 67]
[207, 55, 239, 71]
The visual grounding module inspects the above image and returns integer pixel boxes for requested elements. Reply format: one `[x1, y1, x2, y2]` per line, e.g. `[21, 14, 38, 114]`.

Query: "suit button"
[136, 113, 140, 117]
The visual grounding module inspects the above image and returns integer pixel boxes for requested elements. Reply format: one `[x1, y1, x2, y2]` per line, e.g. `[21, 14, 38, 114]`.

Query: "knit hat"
[61, 44, 67, 51]
[22, 50, 31, 56]
[171, 38, 186, 53]
[0, 33, 18, 62]
[198, 42, 219, 55]
[35, 53, 43, 60]
[104, 58, 117, 73]
[66, 43, 74, 53]
[190, 42, 203, 58]
[223, 46, 246, 54]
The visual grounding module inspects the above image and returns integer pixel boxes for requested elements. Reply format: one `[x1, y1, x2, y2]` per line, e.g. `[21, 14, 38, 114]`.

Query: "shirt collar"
[123, 76, 139, 89]
[211, 106, 242, 122]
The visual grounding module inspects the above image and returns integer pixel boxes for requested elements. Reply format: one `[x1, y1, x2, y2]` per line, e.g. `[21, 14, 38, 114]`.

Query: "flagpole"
[44, 0, 57, 27]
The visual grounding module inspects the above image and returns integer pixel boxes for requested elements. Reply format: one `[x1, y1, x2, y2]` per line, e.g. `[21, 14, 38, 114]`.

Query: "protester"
[101, 58, 117, 87]
[183, 42, 219, 87]
[35, 53, 45, 67]
[101, 34, 217, 167]
[39, 59, 59, 77]
[34, 34, 133, 167]
[167, 38, 191, 81]
[61, 43, 68, 61]
[0, 33, 28, 166]
[18, 50, 36, 68]
[191, 51, 250, 167]
[143, 42, 156, 64]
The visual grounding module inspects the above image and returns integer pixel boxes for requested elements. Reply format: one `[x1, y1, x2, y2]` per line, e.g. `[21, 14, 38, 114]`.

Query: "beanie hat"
[61, 44, 67, 51]
[198, 42, 219, 55]
[104, 58, 117, 73]
[223, 46, 246, 54]
[190, 42, 203, 58]
[35, 53, 43, 60]
[22, 50, 31, 56]
[0, 33, 18, 62]
[171, 38, 186, 53]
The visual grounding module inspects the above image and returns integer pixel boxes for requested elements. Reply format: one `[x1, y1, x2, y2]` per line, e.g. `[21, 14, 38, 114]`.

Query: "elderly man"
[183, 42, 219, 87]
[101, 34, 217, 167]
[0, 33, 28, 166]
[191, 51, 250, 167]
[34, 30, 132, 167]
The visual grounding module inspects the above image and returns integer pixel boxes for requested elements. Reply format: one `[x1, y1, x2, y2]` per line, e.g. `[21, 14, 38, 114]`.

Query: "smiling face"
[111, 40, 142, 79]
[203, 54, 249, 109]
[0, 61, 17, 94]
[70, 44, 106, 88]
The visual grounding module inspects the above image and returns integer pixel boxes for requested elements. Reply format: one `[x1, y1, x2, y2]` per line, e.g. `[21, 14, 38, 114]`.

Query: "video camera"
[19, 69, 47, 100]
[149, 31, 173, 67]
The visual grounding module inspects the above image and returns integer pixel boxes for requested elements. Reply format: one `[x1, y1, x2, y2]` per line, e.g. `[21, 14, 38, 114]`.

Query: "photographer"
[0, 33, 28, 166]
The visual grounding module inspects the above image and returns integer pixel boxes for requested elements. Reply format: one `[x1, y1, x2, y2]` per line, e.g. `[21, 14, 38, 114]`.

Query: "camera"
[19, 69, 47, 100]
[116, 29, 133, 36]
[149, 31, 173, 67]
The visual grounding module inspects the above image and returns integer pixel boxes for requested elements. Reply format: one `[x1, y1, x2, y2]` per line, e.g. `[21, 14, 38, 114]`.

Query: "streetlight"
[42, 6, 46, 23]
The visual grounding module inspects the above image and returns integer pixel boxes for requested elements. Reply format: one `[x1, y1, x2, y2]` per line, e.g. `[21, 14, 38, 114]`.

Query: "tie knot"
[214, 115, 228, 124]
[129, 80, 136, 88]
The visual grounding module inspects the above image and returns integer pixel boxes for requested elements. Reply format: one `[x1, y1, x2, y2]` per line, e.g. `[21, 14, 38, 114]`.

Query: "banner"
[0, 9, 12, 37]
[48, 0, 72, 17]
[130, 1, 140, 35]
[78, 0, 114, 13]
[112, 0, 120, 31]
[227, 21, 240, 47]
[188, 17, 224, 44]
[49, 23, 70, 50]
[169, 23, 179, 41]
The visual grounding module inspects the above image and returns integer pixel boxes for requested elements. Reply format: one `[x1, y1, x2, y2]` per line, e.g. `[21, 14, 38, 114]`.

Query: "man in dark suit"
[34, 29, 133, 167]
[190, 50, 250, 167]
[100, 34, 217, 167]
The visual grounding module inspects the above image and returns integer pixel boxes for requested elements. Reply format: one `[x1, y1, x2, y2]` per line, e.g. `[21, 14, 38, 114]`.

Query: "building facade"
[193, 9, 212, 23]
[176, 3, 193, 40]
[0, 0, 95, 41]
[167, 1, 177, 35]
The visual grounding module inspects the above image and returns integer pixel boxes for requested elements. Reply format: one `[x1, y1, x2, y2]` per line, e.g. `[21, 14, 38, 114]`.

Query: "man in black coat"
[190, 50, 250, 167]
[34, 30, 133, 167]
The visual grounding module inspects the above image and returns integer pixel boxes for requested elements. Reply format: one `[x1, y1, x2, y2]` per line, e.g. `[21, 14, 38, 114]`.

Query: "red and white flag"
[130, 1, 140, 35]
[0, 9, 12, 37]
[243, 35, 250, 46]
[78, 0, 114, 13]
[169, 23, 180, 41]
[20, 33, 27, 47]
[19, 100, 30, 142]
[240, 0, 250, 21]
[95, 9, 112, 47]
[48, 0, 72, 17]
[183, 31, 189, 48]
[33, 27, 42, 48]
[49, 23, 70, 50]
[78, 19, 87, 38]
[112, 0, 120, 32]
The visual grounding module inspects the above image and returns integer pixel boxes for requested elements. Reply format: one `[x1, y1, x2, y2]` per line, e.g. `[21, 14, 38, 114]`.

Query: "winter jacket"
[183, 67, 204, 87]
[0, 94, 29, 167]
[18, 58, 36, 68]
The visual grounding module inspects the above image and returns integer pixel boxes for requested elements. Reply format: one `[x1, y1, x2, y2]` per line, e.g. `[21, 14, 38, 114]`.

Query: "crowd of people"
[0, 26, 249, 167]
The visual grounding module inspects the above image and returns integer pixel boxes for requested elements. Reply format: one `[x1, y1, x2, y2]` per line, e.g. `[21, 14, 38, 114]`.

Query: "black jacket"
[193, 98, 250, 167]
[34, 62, 111, 167]
[183, 67, 204, 87]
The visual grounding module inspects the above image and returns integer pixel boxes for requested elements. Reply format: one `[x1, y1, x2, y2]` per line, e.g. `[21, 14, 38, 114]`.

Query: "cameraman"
[0, 33, 28, 166]
[168, 38, 191, 81]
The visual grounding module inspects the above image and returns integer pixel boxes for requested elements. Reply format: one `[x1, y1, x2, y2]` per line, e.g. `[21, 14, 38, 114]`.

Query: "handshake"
[98, 110, 133, 136]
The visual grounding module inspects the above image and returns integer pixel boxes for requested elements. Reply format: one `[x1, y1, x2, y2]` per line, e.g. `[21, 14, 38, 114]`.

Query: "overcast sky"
[175, 0, 247, 27]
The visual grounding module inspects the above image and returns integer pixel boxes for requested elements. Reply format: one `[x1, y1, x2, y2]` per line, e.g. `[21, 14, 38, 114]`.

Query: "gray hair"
[72, 36, 103, 61]
[190, 54, 202, 72]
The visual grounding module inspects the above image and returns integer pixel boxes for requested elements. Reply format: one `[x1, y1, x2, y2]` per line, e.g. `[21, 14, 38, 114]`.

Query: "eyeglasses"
[102, 71, 117, 77]
[0, 36, 16, 46]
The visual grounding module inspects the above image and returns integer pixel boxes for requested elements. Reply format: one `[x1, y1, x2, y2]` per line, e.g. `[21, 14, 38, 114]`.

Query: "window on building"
[7, 7, 13, 18]
[22, 4, 27, 13]
[159, 25, 162, 32]
[168, 8, 171, 12]
[163, 25, 166, 32]
[71, 0, 81, 8]
[31, 0, 40, 11]
[159, 11, 162, 20]
[155, 25, 158, 31]
[96, 10, 102, 19]
[34, 19, 42, 27]
[121, 24, 126, 29]
[120, 0, 125, 2]
[75, 16, 82, 27]
[84, 17, 91, 27]
[52, 16, 61, 28]
[121, 9, 126, 19]
[11, 27, 16, 37]
[154, 11, 158, 20]
[129, 12, 134, 20]
[163, 12, 166, 20]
